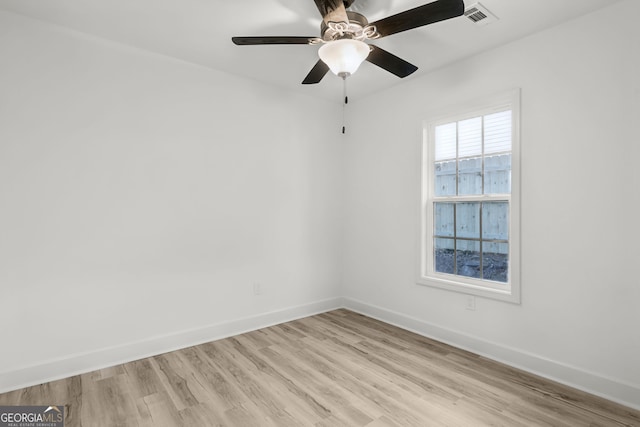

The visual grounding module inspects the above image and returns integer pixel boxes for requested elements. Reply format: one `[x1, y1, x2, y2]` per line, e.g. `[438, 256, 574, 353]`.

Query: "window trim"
[418, 89, 521, 303]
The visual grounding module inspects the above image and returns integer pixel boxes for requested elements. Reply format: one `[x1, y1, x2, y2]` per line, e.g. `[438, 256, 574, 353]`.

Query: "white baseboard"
[0, 297, 345, 394]
[3, 296, 638, 412]
[342, 297, 640, 411]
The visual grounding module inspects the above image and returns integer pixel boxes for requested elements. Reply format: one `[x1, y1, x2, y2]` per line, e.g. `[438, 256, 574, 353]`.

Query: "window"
[419, 90, 520, 303]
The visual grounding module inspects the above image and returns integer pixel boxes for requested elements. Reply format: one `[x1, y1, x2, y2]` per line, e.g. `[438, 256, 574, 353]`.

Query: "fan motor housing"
[321, 11, 375, 41]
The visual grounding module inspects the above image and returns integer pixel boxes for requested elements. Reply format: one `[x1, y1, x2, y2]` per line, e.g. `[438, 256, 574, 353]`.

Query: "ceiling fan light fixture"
[318, 39, 370, 77]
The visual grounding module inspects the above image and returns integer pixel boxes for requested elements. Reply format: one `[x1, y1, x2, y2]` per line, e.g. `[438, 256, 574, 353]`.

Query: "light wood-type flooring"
[1, 309, 639, 426]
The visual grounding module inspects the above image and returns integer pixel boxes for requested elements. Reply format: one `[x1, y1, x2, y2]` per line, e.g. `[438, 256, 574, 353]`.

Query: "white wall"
[343, 0, 640, 408]
[2, 0, 639, 410]
[0, 11, 343, 384]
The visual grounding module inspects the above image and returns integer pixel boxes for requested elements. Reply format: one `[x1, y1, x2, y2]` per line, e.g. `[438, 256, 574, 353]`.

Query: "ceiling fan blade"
[302, 60, 330, 84]
[366, 45, 418, 78]
[371, 0, 464, 38]
[313, 0, 349, 24]
[232, 36, 317, 45]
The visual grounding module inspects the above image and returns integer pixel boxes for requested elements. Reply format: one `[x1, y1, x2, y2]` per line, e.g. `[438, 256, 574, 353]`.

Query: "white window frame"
[418, 90, 521, 303]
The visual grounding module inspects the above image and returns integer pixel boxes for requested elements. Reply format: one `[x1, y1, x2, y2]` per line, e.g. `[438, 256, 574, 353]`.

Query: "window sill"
[417, 274, 521, 304]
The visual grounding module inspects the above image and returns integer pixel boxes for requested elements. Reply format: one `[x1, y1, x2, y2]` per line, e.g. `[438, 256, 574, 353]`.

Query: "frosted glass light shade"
[318, 39, 370, 76]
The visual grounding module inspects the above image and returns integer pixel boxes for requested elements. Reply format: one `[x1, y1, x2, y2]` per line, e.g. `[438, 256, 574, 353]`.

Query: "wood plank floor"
[1, 309, 638, 426]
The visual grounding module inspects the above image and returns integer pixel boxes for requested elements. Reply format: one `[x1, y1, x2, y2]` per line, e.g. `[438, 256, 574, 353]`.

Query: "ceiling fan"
[232, 0, 465, 84]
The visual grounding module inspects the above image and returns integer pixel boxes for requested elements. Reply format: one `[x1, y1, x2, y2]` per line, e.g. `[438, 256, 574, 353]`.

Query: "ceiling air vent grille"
[464, 2, 498, 26]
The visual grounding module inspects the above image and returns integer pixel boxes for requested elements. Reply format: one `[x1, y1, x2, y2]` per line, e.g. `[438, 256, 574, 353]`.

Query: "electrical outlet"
[466, 295, 476, 311]
[253, 283, 262, 295]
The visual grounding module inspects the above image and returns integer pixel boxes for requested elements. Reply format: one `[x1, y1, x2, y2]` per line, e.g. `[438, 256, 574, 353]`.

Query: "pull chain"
[342, 75, 348, 134]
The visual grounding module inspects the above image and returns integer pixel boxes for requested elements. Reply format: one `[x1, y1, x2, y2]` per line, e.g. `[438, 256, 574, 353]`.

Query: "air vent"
[464, 2, 498, 26]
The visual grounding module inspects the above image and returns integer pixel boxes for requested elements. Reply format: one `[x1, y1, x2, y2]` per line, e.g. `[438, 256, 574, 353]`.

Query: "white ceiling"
[0, 0, 623, 101]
